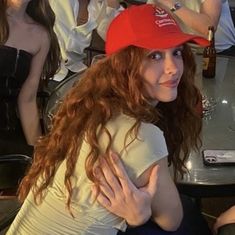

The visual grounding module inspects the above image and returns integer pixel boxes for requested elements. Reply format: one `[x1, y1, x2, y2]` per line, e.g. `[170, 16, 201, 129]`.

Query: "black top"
[0, 45, 32, 97]
[0, 45, 33, 131]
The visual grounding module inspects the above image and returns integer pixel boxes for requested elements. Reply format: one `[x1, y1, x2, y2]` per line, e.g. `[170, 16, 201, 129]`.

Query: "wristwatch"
[170, 2, 182, 12]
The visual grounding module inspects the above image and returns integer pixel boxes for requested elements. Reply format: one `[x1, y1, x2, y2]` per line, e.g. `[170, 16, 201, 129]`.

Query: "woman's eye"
[148, 52, 162, 60]
[174, 49, 183, 57]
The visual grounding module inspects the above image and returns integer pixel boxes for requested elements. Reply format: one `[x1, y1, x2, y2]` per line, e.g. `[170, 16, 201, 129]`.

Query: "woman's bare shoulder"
[28, 22, 50, 54]
[32, 23, 50, 43]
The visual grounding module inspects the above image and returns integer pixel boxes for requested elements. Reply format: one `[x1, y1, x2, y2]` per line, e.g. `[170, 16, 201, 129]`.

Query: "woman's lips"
[159, 79, 179, 88]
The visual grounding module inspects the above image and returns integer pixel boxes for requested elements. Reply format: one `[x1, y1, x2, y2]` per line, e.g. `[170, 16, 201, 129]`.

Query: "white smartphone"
[202, 149, 235, 166]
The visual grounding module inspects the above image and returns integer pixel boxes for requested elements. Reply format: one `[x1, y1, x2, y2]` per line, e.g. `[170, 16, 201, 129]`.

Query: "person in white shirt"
[148, 0, 235, 56]
[49, 0, 123, 82]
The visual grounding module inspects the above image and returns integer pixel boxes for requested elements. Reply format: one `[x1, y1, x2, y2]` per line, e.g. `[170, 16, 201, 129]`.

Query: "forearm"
[18, 99, 41, 145]
[150, 0, 221, 37]
[173, 6, 218, 36]
[150, 160, 183, 231]
[152, 193, 183, 231]
[214, 206, 235, 232]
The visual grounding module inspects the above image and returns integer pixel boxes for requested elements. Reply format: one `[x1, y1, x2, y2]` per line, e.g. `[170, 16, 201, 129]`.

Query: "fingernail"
[91, 185, 95, 192]
[100, 157, 105, 166]
[111, 152, 118, 162]
[94, 167, 100, 177]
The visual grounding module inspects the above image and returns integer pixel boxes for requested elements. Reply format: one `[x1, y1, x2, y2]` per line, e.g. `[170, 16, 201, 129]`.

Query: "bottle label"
[203, 57, 209, 70]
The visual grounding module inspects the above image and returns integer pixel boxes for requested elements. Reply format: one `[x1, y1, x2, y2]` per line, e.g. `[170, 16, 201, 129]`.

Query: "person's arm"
[93, 152, 159, 226]
[94, 152, 182, 231]
[95, 0, 123, 40]
[138, 157, 183, 231]
[17, 29, 50, 145]
[150, 0, 221, 36]
[214, 206, 235, 234]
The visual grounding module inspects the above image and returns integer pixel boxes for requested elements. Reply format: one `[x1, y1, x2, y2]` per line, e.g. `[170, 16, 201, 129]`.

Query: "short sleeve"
[98, 114, 168, 183]
[120, 122, 168, 181]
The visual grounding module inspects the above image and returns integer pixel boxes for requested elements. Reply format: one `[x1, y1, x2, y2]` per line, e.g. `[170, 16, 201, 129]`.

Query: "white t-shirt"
[49, 0, 123, 81]
[7, 114, 168, 235]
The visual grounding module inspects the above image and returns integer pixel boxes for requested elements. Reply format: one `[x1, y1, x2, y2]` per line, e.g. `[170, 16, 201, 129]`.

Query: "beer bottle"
[202, 26, 216, 78]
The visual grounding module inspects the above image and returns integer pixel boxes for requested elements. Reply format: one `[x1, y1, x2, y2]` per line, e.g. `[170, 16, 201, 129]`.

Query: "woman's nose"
[164, 57, 178, 75]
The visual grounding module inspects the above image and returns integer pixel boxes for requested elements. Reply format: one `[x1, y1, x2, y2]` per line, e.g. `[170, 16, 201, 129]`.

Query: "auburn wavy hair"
[0, 0, 61, 83]
[18, 45, 202, 213]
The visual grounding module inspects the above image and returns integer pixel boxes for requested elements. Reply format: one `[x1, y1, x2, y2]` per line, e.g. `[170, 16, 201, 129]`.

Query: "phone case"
[202, 149, 235, 166]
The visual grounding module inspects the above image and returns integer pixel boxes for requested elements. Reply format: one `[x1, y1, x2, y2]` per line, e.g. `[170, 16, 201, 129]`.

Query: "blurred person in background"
[49, 0, 123, 82]
[0, 0, 60, 150]
[148, 0, 235, 56]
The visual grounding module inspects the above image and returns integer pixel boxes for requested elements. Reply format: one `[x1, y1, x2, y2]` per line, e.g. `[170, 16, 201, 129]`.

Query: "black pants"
[217, 46, 235, 57]
[218, 224, 235, 235]
[118, 194, 212, 235]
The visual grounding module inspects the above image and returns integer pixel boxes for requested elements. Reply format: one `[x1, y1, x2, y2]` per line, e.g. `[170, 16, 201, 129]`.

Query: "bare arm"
[95, 153, 182, 231]
[18, 30, 50, 145]
[138, 157, 183, 231]
[151, 0, 221, 36]
[93, 152, 158, 226]
[152, 160, 183, 231]
[214, 206, 235, 234]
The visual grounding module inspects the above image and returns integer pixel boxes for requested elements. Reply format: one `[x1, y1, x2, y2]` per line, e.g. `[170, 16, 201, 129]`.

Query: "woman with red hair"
[7, 4, 208, 235]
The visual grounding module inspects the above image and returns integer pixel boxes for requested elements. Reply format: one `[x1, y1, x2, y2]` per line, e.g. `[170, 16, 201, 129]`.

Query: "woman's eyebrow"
[146, 50, 161, 56]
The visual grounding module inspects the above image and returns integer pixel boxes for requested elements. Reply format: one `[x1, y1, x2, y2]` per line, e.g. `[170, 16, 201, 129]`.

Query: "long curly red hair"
[18, 45, 202, 213]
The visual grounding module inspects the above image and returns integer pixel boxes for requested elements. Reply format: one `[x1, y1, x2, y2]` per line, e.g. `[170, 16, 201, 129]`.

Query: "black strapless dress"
[0, 45, 33, 155]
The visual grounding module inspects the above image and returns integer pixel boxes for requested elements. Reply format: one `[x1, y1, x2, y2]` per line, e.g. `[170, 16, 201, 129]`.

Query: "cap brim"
[134, 33, 209, 50]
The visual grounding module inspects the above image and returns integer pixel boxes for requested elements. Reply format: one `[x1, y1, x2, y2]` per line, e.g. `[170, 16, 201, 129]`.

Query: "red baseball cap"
[105, 4, 209, 55]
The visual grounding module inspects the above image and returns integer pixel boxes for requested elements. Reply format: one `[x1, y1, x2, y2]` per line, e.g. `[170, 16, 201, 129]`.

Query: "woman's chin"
[157, 94, 178, 103]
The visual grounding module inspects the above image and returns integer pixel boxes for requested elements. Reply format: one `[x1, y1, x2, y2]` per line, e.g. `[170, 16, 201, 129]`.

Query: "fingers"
[99, 157, 122, 193]
[91, 184, 114, 209]
[94, 167, 115, 200]
[109, 152, 128, 177]
[94, 151, 136, 205]
[108, 152, 136, 191]
[91, 185, 112, 208]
